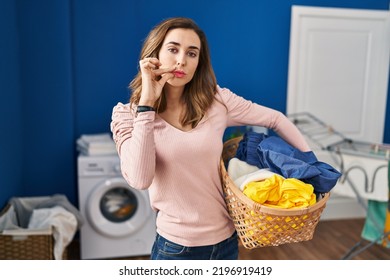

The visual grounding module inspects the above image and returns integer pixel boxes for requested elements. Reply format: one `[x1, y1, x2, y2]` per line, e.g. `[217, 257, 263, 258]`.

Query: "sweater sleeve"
[218, 86, 311, 152]
[110, 102, 156, 189]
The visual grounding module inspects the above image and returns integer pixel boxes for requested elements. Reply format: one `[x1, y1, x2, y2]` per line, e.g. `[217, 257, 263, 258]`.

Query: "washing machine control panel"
[78, 155, 122, 177]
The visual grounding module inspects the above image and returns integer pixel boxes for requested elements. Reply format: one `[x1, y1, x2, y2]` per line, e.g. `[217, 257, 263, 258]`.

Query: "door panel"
[287, 6, 390, 143]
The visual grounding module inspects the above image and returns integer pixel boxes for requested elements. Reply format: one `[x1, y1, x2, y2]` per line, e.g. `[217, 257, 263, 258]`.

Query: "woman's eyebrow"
[165, 41, 200, 50]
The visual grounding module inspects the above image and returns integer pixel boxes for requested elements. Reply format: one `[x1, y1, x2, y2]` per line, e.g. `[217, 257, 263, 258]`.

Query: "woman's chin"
[166, 78, 189, 88]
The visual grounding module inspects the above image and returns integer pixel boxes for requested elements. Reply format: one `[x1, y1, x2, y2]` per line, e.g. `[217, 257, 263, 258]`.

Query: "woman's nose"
[176, 55, 186, 66]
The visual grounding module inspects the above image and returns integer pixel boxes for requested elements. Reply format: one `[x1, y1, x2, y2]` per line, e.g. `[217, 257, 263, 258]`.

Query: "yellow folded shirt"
[242, 175, 316, 209]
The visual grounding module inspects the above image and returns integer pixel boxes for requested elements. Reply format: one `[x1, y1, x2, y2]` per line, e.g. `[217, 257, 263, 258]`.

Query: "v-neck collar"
[156, 114, 206, 133]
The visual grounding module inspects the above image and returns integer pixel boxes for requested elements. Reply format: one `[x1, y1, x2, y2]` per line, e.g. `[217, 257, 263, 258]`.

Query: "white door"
[287, 6, 390, 220]
[287, 5, 390, 144]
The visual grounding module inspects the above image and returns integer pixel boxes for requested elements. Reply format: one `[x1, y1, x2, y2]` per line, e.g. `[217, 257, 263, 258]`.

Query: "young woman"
[110, 17, 311, 260]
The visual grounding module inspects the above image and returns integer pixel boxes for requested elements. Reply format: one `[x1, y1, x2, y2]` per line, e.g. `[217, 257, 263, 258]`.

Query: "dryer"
[77, 154, 156, 259]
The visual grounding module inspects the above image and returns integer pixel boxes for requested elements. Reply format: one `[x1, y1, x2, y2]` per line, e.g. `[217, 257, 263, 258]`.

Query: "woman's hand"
[139, 57, 175, 106]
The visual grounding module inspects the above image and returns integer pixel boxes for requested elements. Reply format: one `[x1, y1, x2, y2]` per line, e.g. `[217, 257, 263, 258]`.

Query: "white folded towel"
[227, 158, 259, 181]
[227, 158, 279, 190]
[236, 169, 281, 191]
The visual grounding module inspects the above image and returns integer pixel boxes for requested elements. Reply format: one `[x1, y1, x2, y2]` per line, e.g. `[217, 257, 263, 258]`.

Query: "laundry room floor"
[66, 218, 390, 260]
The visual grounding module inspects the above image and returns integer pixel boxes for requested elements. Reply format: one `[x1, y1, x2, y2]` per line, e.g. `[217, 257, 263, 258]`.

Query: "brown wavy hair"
[129, 17, 217, 128]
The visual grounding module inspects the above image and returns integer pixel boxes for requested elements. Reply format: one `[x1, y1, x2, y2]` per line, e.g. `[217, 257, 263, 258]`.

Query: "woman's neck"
[164, 85, 185, 108]
[159, 85, 192, 131]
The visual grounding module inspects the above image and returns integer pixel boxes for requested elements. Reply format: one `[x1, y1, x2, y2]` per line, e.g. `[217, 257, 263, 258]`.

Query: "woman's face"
[158, 28, 201, 88]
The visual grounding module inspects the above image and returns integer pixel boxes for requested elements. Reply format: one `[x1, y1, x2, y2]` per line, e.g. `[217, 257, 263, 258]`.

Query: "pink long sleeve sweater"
[110, 86, 311, 247]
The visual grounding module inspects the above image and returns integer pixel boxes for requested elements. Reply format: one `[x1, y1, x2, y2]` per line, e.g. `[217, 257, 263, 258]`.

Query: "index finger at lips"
[153, 65, 176, 76]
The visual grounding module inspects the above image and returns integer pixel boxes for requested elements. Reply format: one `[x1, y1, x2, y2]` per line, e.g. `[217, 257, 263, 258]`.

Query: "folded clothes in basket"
[235, 131, 342, 193]
[228, 158, 317, 208]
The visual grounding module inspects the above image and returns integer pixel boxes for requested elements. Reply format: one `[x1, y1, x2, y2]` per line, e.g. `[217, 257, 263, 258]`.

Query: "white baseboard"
[320, 193, 367, 220]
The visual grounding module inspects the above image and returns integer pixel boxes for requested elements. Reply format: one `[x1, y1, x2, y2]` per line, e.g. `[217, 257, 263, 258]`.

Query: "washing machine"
[77, 154, 156, 259]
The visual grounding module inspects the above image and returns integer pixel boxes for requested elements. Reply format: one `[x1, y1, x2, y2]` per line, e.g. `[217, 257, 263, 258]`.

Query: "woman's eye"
[168, 48, 178, 53]
[188, 51, 197, 57]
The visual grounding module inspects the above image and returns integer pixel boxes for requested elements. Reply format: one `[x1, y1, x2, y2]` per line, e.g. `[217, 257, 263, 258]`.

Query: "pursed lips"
[172, 70, 186, 78]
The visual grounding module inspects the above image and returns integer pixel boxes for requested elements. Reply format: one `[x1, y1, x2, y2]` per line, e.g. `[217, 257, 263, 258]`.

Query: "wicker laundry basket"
[221, 136, 330, 249]
[0, 204, 67, 260]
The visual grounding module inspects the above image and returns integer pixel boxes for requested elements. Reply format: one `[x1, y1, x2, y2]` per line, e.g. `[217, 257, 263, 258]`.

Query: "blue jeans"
[151, 232, 238, 260]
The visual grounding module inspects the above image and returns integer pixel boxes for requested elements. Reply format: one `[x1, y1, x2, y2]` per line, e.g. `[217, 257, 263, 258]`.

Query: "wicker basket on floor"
[221, 136, 330, 249]
[0, 204, 67, 260]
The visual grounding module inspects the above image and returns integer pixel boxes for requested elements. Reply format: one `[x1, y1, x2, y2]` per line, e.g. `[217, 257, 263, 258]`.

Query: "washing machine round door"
[86, 177, 152, 238]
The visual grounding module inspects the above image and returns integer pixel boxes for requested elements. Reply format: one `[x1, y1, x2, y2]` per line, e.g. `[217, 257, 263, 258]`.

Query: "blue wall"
[1, 0, 389, 209]
[0, 0, 23, 207]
